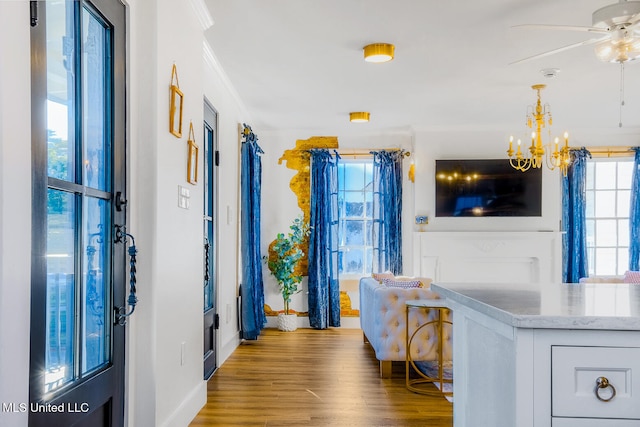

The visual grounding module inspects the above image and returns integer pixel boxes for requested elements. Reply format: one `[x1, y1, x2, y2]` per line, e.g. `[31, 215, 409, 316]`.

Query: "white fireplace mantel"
[413, 231, 562, 284]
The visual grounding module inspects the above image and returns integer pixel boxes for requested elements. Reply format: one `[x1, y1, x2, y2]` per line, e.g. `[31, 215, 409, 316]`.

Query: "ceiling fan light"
[594, 41, 615, 62]
[595, 38, 640, 62]
[363, 43, 395, 63]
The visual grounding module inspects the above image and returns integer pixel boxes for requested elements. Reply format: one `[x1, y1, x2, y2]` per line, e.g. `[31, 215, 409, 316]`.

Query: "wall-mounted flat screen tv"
[435, 159, 542, 217]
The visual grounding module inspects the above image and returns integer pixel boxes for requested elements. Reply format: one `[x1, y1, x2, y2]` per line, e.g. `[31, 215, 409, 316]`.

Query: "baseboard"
[159, 381, 207, 427]
[219, 330, 240, 366]
[264, 316, 361, 329]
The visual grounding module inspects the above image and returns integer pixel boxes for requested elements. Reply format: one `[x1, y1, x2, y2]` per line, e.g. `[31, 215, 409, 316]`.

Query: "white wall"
[0, 3, 31, 427]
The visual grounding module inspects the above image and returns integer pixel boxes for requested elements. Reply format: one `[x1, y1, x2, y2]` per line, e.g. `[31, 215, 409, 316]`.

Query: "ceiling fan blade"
[509, 35, 610, 65]
[512, 24, 609, 34]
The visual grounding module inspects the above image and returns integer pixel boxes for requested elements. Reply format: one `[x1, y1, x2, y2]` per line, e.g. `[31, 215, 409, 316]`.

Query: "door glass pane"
[47, 1, 75, 182]
[82, 197, 109, 374]
[46, 189, 76, 392]
[204, 237, 213, 311]
[83, 8, 108, 191]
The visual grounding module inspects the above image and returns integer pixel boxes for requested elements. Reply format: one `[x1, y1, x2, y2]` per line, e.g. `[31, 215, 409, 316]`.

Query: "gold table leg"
[405, 304, 453, 397]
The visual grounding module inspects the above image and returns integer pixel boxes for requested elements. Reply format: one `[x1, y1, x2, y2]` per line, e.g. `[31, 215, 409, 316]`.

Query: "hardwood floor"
[190, 328, 453, 426]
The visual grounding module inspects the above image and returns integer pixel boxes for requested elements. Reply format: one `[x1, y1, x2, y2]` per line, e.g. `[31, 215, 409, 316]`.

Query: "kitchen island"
[431, 282, 640, 427]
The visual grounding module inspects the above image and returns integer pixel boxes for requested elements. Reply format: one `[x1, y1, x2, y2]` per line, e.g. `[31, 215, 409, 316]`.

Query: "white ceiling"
[204, 0, 640, 145]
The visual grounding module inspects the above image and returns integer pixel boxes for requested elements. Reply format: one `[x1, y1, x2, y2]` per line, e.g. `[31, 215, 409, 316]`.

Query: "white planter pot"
[277, 313, 298, 332]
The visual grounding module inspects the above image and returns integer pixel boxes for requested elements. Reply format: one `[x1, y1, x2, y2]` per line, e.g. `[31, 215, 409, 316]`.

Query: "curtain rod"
[337, 149, 411, 158]
[583, 146, 635, 158]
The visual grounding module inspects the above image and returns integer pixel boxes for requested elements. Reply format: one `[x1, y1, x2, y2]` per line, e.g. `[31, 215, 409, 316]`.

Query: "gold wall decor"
[273, 136, 339, 275]
[169, 64, 183, 138]
[186, 122, 198, 184]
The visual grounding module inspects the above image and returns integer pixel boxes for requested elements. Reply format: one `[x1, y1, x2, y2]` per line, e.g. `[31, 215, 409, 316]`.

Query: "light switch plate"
[178, 185, 190, 209]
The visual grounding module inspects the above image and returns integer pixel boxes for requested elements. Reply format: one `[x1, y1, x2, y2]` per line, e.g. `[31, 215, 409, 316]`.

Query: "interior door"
[29, 0, 127, 425]
[203, 100, 218, 379]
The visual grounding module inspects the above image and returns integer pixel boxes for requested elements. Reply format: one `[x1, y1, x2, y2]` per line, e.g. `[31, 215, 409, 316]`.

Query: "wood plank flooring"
[190, 328, 453, 426]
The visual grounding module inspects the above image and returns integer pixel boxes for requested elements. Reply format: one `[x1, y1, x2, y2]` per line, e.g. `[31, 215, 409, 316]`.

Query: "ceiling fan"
[511, 0, 640, 64]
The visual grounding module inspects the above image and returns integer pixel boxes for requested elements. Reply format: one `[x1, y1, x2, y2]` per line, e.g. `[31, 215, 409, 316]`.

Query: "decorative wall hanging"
[187, 122, 198, 184]
[169, 64, 184, 138]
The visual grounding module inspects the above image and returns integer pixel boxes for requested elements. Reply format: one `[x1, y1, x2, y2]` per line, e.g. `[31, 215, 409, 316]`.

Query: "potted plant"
[265, 215, 310, 331]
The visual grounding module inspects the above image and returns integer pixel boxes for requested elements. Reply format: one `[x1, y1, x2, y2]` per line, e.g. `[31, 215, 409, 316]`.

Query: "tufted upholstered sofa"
[359, 276, 452, 378]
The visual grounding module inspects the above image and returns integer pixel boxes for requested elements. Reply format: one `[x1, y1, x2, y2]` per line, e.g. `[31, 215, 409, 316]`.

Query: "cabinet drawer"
[552, 346, 640, 419]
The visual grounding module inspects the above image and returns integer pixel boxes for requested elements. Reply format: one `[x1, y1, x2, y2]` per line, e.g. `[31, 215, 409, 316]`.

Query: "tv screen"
[435, 159, 542, 217]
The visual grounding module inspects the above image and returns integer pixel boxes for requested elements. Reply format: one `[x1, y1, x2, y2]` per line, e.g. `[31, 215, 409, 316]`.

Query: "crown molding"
[203, 41, 249, 119]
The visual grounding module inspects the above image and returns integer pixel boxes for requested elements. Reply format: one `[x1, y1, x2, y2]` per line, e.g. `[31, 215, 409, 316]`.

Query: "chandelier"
[506, 84, 572, 175]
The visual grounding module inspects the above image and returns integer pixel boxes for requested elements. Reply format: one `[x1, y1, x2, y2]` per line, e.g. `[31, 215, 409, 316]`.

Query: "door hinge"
[115, 191, 128, 212]
[30, 1, 38, 27]
[214, 313, 220, 329]
[215, 150, 220, 166]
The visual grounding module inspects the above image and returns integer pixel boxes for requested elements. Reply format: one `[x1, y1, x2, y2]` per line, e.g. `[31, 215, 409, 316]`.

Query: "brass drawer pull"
[595, 376, 616, 402]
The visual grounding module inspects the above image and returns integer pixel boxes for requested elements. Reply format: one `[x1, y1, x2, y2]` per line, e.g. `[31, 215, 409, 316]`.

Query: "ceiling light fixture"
[506, 84, 572, 175]
[594, 33, 640, 63]
[349, 112, 370, 123]
[363, 43, 395, 63]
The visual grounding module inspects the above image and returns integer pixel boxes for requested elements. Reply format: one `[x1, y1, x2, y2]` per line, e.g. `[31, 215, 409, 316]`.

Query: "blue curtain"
[240, 124, 266, 340]
[562, 148, 591, 283]
[371, 150, 404, 274]
[630, 147, 640, 270]
[307, 149, 340, 329]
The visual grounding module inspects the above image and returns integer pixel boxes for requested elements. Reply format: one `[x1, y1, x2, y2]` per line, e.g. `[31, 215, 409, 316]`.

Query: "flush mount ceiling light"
[363, 43, 395, 63]
[349, 112, 370, 123]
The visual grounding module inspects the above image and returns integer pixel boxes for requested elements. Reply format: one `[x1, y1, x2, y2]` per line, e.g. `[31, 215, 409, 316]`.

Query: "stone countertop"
[430, 282, 640, 330]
